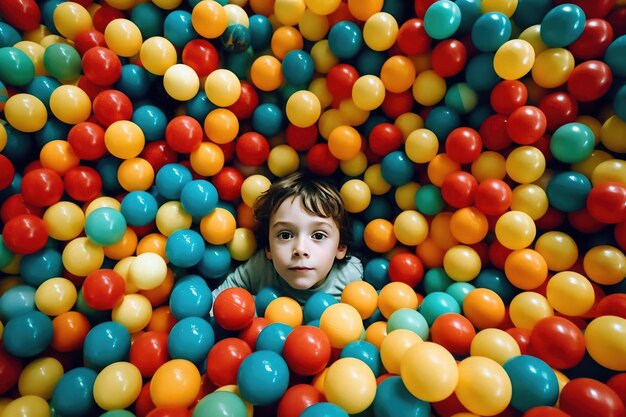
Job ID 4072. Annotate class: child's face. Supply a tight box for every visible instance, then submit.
[265,196,347,290]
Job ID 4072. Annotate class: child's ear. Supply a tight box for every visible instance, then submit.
[336,244,347,260]
[265,247,272,260]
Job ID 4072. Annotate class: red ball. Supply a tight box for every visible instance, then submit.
[529,316,586,369]
[506,105,547,145]
[286,124,318,152]
[74,29,107,56]
[82,269,126,310]
[414,0,437,17]
[181,39,219,78]
[430,313,476,357]
[490,80,528,115]
[568,207,606,233]
[445,127,483,164]
[211,167,244,202]
[479,113,512,151]
[488,240,514,270]
[326,64,359,102]
[368,123,403,156]
[0,0,41,31]
[381,90,414,120]
[141,141,179,173]
[0,194,43,225]
[0,154,15,191]
[92,89,133,127]
[63,166,103,202]
[145,406,191,417]
[283,325,332,376]
[553,0,616,18]
[82,46,122,86]
[505,327,531,355]
[387,252,424,288]
[277,384,325,417]
[607,373,626,407]
[130,331,170,378]
[1,214,48,255]
[538,92,578,132]
[67,122,107,161]
[522,406,572,417]
[474,179,512,217]
[20,168,64,207]
[77,75,108,101]
[165,116,203,154]
[238,316,270,350]
[431,39,467,78]
[235,131,270,166]
[306,144,339,176]
[596,293,626,319]
[205,337,252,387]
[607,6,626,37]
[228,82,259,120]
[560,378,626,417]
[567,60,613,102]
[0,344,22,395]
[568,18,614,60]
[213,288,256,331]
[586,182,626,224]
[397,18,431,55]
[441,171,478,208]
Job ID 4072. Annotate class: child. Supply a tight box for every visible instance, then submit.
[211,171,363,305]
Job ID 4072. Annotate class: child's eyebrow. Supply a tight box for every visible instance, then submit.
[270,220,335,229]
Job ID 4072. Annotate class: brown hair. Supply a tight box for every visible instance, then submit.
[253,172,351,250]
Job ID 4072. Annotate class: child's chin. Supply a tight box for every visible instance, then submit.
[285,278,319,290]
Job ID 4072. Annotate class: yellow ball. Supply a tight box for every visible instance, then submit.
[494,39,535,80]
[318,108,348,139]
[35,277,77,316]
[495,210,536,250]
[534,231,578,271]
[241,174,271,207]
[140,36,177,76]
[455,356,512,416]
[395,182,419,210]
[298,9,330,41]
[274,0,306,26]
[412,70,446,107]
[405,128,439,164]
[601,115,626,153]
[49,85,92,125]
[319,303,364,349]
[363,12,398,52]
[286,90,321,128]
[223,4,249,26]
[305,0,341,15]
[583,245,626,286]
[43,202,85,241]
[227,227,257,261]
[324,358,377,415]
[380,329,422,374]
[308,77,333,109]
[505,145,546,184]
[53,2,93,41]
[155,201,193,236]
[340,179,372,213]
[519,25,548,56]
[591,158,626,186]
[546,271,595,316]
[401,341,458,402]
[339,151,368,177]
[310,40,339,74]
[471,151,507,182]
[443,245,482,282]
[395,112,424,140]
[510,184,548,220]
[264,296,303,327]
[393,210,429,246]
[352,75,386,111]
[1,396,50,417]
[18,357,64,400]
[62,237,105,277]
[531,48,575,89]
[470,328,520,366]
[204,69,241,107]
[128,252,167,291]
[84,196,121,216]
[584,315,626,371]
[111,293,153,333]
[509,291,554,331]
[163,64,199,101]
[104,19,143,57]
[363,164,392,195]
[93,362,142,410]
[4,93,47,133]
[267,144,299,177]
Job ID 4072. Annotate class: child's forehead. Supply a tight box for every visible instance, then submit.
[270,195,333,222]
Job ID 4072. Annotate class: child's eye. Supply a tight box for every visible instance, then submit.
[311,232,327,240]
[277,231,293,240]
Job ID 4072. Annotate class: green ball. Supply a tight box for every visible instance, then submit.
[0,47,35,86]
[43,43,82,82]
[550,122,595,164]
[193,391,248,417]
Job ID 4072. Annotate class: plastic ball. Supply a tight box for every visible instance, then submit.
[34,277,76,316]
[583,244,626,286]
[470,328,520,366]
[111,293,153,334]
[363,12,398,51]
[443,245,482,282]
[4,93,47,133]
[503,355,559,412]
[462,288,506,330]
[150,359,202,408]
[529,316,586,370]
[277,384,325,417]
[2,310,53,358]
[324,357,377,414]
[283,325,331,376]
[303,292,338,323]
[200,208,236,246]
[2,214,48,255]
[62,237,105,277]
[255,322,292,355]
[363,218,397,253]
[352,74,385,111]
[155,201,193,237]
[430,313,476,357]
[93,361,142,411]
[237,350,290,406]
[455,356,512,416]
[319,302,363,349]
[340,281,378,320]
[540,3,586,47]
[213,288,256,331]
[17,356,63,399]
[424,0,461,39]
[194,391,248,417]
[167,316,215,364]
[509,291,554,331]
[327,20,362,60]
[286,90,321,128]
[546,171,592,213]
[560,378,626,417]
[401,341,458,402]
[471,11,512,52]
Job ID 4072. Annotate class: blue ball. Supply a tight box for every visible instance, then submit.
[300,402,349,417]
[164,10,197,48]
[180,179,219,217]
[362,196,393,223]
[475,268,516,303]
[0,22,22,48]
[465,53,501,92]
[425,106,461,142]
[455,0,482,34]
[237,350,290,406]
[96,156,122,194]
[605,35,626,78]
[546,171,592,212]
[121,190,158,226]
[282,49,315,85]
[252,103,283,137]
[168,316,215,365]
[540,3,586,48]
[387,308,430,340]
[165,228,206,268]
[471,12,512,52]
[83,321,131,370]
[84,207,127,246]
[423,267,454,294]
[20,247,63,287]
[25,76,61,110]
[248,14,273,51]
[256,322,293,355]
[255,287,282,317]
[424,0,462,40]
[373,376,431,417]
[614,84,626,121]
[51,367,98,417]
[220,24,251,53]
[0,285,36,322]
[328,21,363,59]
[3,310,53,357]
[197,244,232,279]
[303,292,338,323]
[504,355,560,412]
[34,118,71,148]
[155,163,193,200]
[418,291,461,326]
[445,282,476,308]
[130,2,165,39]
[339,340,384,377]
[185,91,218,124]
[381,151,415,186]
[512,0,552,29]
[169,274,213,319]
[131,104,166,140]
[363,258,389,290]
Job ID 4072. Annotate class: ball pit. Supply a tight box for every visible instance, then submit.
[1,0,626,416]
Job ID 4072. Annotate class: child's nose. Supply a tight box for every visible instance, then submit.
[293,237,310,257]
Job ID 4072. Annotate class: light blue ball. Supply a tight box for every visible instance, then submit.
[20,247,63,287]
[373,376,431,417]
[248,14,273,51]
[424,0,462,40]
[165,228,206,268]
[550,122,595,164]
[256,322,293,355]
[121,190,158,226]
[425,106,461,142]
[237,350,290,406]
[475,268,516,303]
[605,35,626,78]
[51,367,98,417]
[540,3,586,47]
[381,151,415,186]
[164,10,197,48]
[197,244,231,279]
[118,65,155,101]
[131,104,166,140]
[387,308,429,340]
[303,292,338,323]
[252,103,283,137]
[363,258,389,290]
[445,282,476,308]
[169,274,213,319]
[83,321,131,370]
[419,291,461,326]
[300,402,349,417]
[180,179,219,217]
[84,207,127,246]
[423,267,454,293]
[339,340,384,377]
[504,355,560,412]
[155,163,193,200]
[471,12,512,52]
[3,310,53,357]
[0,285,36,322]
[168,316,215,365]
[255,287,282,317]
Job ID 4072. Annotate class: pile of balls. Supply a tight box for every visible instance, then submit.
[1,0,626,416]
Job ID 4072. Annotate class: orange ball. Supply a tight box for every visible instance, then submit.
[462,288,506,330]
[504,248,548,290]
[364,321,388,349]
[427,153,460,187]
[363,218,397,253]
[429,212,459,251]
[449,207,489,245]
[250,55,284,92]
[51,311,90,352]
[147,305,178,333]
[203,108,239,144]
[271,26,304,60]
[341,281,378,319]
[415,237,445,268]
[328,125,362,161]
[117,158,155,192]
[136,233,168,262]
[40,139,80,175]
[190,142,224,176]
[139,268,174,307]
[378,282,418,319]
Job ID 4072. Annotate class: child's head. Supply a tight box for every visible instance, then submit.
[253,172,351,290]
